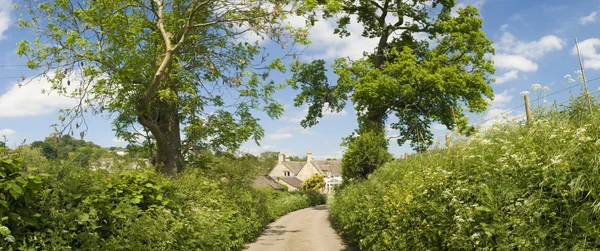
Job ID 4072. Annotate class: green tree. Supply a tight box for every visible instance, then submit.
[302,173,325,191]
[341,130,392,181]
[16,0,317,175]
[0,141,5,148]
[289,0,495,152]
[30,135,109,166]
[30,141,58,160]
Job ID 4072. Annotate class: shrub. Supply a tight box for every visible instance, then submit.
[302,173,325,191]
[0,151,323,250]
[341,130,392,182]
[329,98,600,250]
[0,151,44,246]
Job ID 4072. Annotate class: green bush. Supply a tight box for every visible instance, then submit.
[330,97,600,250]
[341,130,392,182]
[302,173,325,191]
[0,151,324,250]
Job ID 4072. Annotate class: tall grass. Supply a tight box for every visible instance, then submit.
[329,96,600,250]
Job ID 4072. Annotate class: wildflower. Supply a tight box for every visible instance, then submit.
[4,235,14,243]
[542,86,551,92]
[531,83,542,90]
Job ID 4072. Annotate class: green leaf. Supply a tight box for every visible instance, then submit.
[0,225,10,236]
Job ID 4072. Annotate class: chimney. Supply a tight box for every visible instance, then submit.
[285,154,290,162]
[306,149,312,162]
[278,151,284,164]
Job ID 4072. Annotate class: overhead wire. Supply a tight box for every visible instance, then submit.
[475,77,600,126]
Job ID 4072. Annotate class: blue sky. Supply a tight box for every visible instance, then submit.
[1,0,600,159]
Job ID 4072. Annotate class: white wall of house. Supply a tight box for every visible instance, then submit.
[268,151,294,177]
[296,161,321,181]
[324,176,342,194]
[269,162,293,177]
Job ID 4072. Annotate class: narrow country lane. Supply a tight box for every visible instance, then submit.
[245,205,354,251]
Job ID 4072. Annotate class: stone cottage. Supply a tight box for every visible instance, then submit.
[268,150,342,194]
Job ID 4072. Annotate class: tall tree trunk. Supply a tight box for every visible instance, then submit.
[137,88,185,176]
[154,99,184,175]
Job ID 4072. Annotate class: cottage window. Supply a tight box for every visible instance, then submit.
[284,171,290,176]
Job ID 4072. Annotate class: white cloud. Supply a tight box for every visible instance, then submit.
[496,31,565,59]
[509,14,522,21]
[0,128,15,137]
[580,11,597,25]
[0,0,12,40]
[571,38,600,70]
[267,126,313,140]
[431,123,447,130]
[492,54,538,72]
[239,143,280,155]
[491,30,564,78]
[312,150,344,160]
[479,108,524,129]
[494,70,518,84]
[452,0,486,17]
[282,103,348,123]
[0,76,78,117]
[490,90,513,108]
[112,137,126,144]
[323,105,349,117]
[291,15,379,60]
[269,133,293,140]
[290,8,431,60]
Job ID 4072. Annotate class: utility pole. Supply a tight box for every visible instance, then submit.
[575,38,594,115]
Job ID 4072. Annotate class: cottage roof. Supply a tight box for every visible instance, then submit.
[277,176,303,189]
[252,175,284,190]
[282,161,305,175]
[311,160,342,176]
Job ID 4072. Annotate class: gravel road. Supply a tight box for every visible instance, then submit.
[245,205,354,251]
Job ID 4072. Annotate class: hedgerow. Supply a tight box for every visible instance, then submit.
[329,96,600,250]
[0,150,324,250]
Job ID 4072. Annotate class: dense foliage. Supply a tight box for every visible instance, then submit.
[0,149,324,250]
[329,97,600,250]
[30,134,114,166]
[341,130,393,182]
[16,0,319,175]
[302,173,325,191]
[290,1,495,152]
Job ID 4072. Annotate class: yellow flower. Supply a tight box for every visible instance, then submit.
[565,162,569,166]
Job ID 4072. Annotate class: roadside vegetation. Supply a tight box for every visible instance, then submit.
[329,97,600,250]
[0,147,324,250]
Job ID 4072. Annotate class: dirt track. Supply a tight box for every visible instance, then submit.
[245,205,354,251]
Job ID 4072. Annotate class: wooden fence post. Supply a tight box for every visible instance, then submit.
[445,133,451,152]
[524,94,532,123]
[404,153,408,160]
[575,38,594,115]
